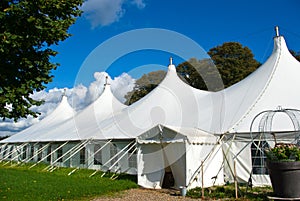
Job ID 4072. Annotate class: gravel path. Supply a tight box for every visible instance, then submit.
[93,188,199,201]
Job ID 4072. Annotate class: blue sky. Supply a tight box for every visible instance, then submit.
[48,0,300,89]
[2,0,300,136]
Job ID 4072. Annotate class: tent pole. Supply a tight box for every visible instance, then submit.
[24,142,50,163]
[1,143,23,163]
[0,144,11,162]
[46,139,90,171]
[0,143,9,160]
[86,139,112,169]
[36,141,69,170]
[108,141,137,171]
[68,140,113,176]
[57,139,91,169]
[187,134,225,188]
[89,140,134,177]
[3,143,29,165]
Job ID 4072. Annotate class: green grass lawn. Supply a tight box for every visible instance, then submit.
[0,162,138,201]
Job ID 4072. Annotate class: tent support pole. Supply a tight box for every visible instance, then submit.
[187,134,225,188]
[68,139,113,176]
[89,141,135,177]
[31,141,69,170]
[1,143,22,163]
[3,143,29,165]
[108,142,137,171]
[57,139,91,170]
[86,139,112,169]
[45,139,90,171]
[24,142,50,163]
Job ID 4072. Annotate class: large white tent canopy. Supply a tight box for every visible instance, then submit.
[1,29,300,189]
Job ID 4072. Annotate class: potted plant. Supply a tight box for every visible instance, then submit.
[265,142,300,198]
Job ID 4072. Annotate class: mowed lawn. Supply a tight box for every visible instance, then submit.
[0,162,138,201]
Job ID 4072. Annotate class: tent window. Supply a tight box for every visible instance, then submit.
[2,145,8,157]
[80,147,86,165]
[46,146,51,162]
[7,146,13,159]
[251,140,269,175]
[22,146,27,160]
[110,143,118,166]
[128,146,136,168]
[37,145,43,161]
[30,145,34,160]
[94,144,102,165]
[57,147,63,162]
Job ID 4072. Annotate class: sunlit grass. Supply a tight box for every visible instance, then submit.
[0,162,137,201]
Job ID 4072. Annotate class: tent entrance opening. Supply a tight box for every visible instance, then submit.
[162,166,175,188]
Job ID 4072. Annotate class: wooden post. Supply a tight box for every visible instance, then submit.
[201,161,205,199]
[234,160,238,199]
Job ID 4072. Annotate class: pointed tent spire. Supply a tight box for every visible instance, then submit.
[104,76,110,86]
[168,57,176,72]
[275,26,280,37]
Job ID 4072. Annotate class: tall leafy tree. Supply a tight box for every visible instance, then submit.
[125,42,261,105]
[177,58,224,91]
[0,0,83,121]
[208,42,260,88]
[290,50,300,62]
[125,70,166,105]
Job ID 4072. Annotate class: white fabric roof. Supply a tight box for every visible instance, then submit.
[1,95,75,143]
[137,124,218,144]
[218,36,300,133]
[2,84,126,142]
[2,34,299,143]
[95,64,213,140]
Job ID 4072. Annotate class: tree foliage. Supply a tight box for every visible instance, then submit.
[207,42,260,88]
[125,42,261,105]
[290,50,300,62]
[0,0,83,121]
[125,70,166,105]
[177,58,224,91]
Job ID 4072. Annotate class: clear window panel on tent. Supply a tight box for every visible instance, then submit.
[37,145,43,161]
[80,147,86,165]
[110,143,118,167]
[7,146,13,159]
[22,146,27,160]
[30,145,34,160]
[94,144,102,165]
[251,141,269,175]
[128,146,137,168]
[46,146,51,162]
[57,147,63,162]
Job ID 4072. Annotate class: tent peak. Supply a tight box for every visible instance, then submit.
[275,26,280,37]
[168,57,176,72]
[104,76,110,86]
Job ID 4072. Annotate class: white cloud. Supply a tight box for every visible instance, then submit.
[0,72,135,137]
[131,0,146,9]
[82,0,146,28]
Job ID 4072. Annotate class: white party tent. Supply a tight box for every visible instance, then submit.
[210,31,300,186]
[0,94,75,162]
[1,27,300,190]
[137,124,223,189]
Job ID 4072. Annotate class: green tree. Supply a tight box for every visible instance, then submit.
[125,70,166,105]
[177,58,224,91]
[290,50,300,62]
[0,0,83,121]
[208,42,260,88]
[125,42,261,105]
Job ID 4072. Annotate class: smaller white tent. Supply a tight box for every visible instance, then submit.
[1,95,75,143]
[137,124,224,189]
